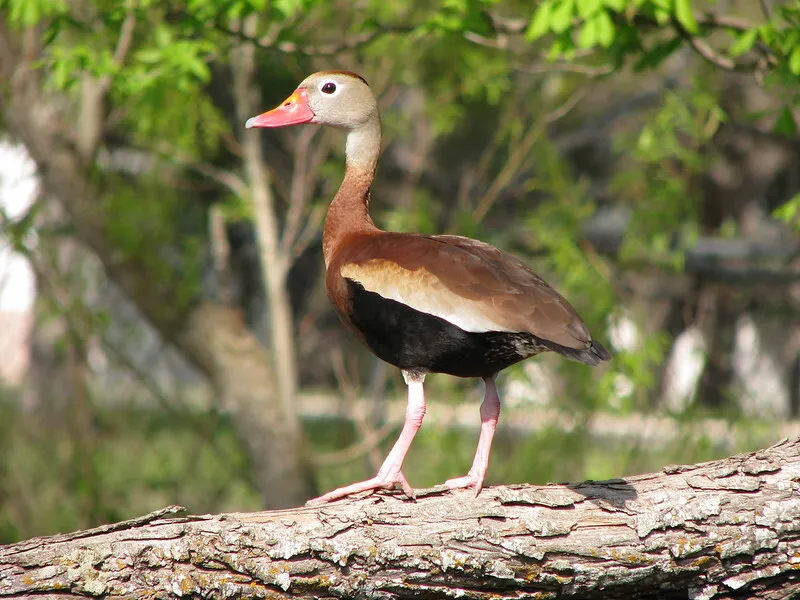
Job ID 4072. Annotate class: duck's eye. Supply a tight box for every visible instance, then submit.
[321,82,337,94]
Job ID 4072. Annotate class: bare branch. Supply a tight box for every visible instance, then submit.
[489,11,757,36]
[76,11,137,159]
[696,13,755,32]
[0,15,39,90]
[472,119,545,222]
[681,29,738,71]
[319,347,389,471]
[0,20,15,82]
[111,11,137,67]
[759,0,773,22]
[484,10,777,76]
[217,21,415,55]
[312,420,397,467]
[163,147,250,198]
[463,30,509,49]
[289,202,327,261]
[209,204,234,306]
[280,126,319,261]
[518,61,615,77]
[543,84,593,124]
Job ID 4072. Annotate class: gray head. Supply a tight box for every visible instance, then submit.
[245,71,379,131]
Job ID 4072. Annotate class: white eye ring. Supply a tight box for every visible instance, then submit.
[319,80,339,95]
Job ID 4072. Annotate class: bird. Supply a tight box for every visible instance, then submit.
[246,71,610,504]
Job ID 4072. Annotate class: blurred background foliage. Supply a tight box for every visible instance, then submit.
[0,0,798,542]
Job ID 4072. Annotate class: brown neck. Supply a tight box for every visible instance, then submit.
[323,120,382,267]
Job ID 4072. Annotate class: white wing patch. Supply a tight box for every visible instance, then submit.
[342,261,513,334]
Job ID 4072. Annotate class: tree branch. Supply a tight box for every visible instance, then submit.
[111,12,136,66]
[231,14,303,446]
[162,147,250,198]
[217,21,415,55]
[2,439,800,598]
[674,21,739,72]
[76,11,136,159]
[280,126,320,261]
[484,10,778,76]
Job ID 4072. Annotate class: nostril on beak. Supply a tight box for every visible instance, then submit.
[283,102,292,107]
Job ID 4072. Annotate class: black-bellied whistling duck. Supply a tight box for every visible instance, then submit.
[246,71,610,504]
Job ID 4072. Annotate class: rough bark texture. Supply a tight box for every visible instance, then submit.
[2,439,799,599]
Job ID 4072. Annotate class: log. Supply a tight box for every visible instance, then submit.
[2,439,800,599]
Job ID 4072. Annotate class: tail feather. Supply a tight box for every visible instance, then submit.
[538,337,611,367]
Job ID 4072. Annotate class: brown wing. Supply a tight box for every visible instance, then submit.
[335,232,594,351]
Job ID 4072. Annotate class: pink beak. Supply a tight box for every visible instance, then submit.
[245,88,315,128]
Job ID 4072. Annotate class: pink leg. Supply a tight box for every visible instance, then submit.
[307,371,426,505]
[445,375,500,496]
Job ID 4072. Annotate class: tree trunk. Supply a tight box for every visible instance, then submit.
[2,439,799,599]
[0,17,316,509]
[231,14,302,440]
[176,305,315,501]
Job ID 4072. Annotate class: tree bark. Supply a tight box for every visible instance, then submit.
[2,439,799,599]
[0,17,317,509]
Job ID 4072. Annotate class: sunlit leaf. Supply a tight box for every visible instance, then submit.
[729,28,757,58]
[550,0,576,34]
[604,0,626,10]
[595,9,614,47]
[790,46,800,75]
[577,0,601,19]
[653,6,670,25]
[578,17,598,48]
[772,194,800,231]
[675,0,697,33]
[526,1,553,40]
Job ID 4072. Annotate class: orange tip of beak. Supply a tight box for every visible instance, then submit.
[245,89,315,128]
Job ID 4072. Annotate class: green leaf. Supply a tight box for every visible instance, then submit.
[595,9,615,47]
[757,23,776,45]
[155,25,172,47]
[6,0,67,26]
[729,28,757,57]
[548,31,577,59]
[604,0,626,10]
[50,59,71,89]
[790,47,800,75]
[136,48,162,64]
[550,0,576,34]
[774,105,797,137]
[577,0,601,19]
[673,0,696,30]
[634,36,682,70]
[8,0,38,25]
[578,17,597,48]
[653,6,670,25]
[273,0,306,18]
[650,0,672,10]
[772,193,800,231]
[526,1,553,40]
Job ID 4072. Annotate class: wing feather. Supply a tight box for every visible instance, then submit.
[337,233,594,350]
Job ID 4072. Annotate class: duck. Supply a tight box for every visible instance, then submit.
[246,71,610,504]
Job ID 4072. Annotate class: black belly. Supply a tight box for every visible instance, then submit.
[346,281,547,378]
